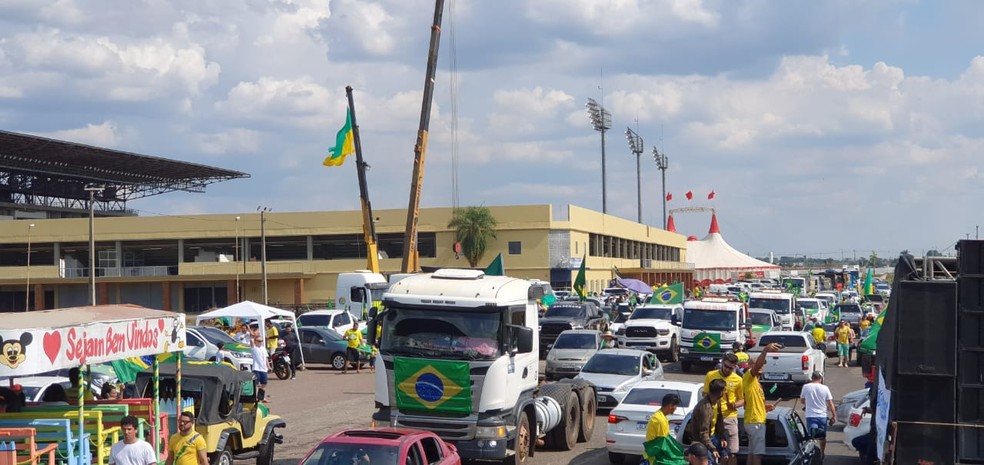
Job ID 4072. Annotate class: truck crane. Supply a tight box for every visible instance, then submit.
[345,85,380,274]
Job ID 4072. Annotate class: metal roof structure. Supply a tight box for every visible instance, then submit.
[0,129,249,215]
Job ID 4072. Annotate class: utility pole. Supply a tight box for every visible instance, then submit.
[625,127,644,223]
[586,98,612,214]
[25,223,34,311]
[653,147,669,229]
[235,216,241,303]
[84,185,103,305]
[258,207,271,304]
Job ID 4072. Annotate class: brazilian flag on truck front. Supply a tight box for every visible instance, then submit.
[394,357,472,414]
[692,333,721,353]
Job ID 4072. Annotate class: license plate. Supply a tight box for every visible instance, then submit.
[700,356,714,361]
[762,373,787,381]
[636,422,648,431]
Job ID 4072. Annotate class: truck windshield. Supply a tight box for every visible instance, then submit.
[553,333,597,349]
[378,306,501,360]
[748,313,773,326]
[798,300,819,310]
[630,307,672,320]
[682,309,737,331]
[748,298,791,314]
[544,306,583,318]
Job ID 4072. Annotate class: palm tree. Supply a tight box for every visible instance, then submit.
[447,206,498,267]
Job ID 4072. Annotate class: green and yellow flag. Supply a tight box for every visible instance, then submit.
[394,357,472,414]
[573,255,587,302]
[323,108,355,167]
[863,267,874,296]
[860,307,886,353]
[649,283,684,305]
[693,332,721,353]
[643,436,688,465]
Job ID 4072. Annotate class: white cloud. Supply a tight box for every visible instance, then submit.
[41,122,122,147]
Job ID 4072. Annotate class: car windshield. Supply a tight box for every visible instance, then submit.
[749,313,773,326]
[630,307,672,320]
[837,305,862,314]
[379,306,502,360]
[612,312,631,324]
[299,315,332,327]
[545,306,583,318]
[301,443,398,465]
[748,298,791,314]
[682,309,737,331]
[553,333,597,349]
[195,327,237,345]
[758,334,808,348]
[582,353,640,376]
[622,387,694,407]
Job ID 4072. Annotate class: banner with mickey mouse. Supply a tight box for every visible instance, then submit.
[0,306,186,377]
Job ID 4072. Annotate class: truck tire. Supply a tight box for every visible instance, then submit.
[669,337,679,363]
[680,360,692,373]
[547,391,581,451]
[608,452,626,464]
[577,389,596,442]
[505,411,530,465]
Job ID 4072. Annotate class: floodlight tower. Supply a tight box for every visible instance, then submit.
[586,98,612,214]
[625,127,645,223]
[653,147,669,229]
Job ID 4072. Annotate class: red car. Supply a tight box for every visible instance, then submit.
[299,428,461,465]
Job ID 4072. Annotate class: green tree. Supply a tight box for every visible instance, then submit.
[447,206,498,267]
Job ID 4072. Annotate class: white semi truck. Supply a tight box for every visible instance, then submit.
[369,269,596,465]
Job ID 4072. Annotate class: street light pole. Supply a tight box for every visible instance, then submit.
[25,223,34,311]
[258,207,271,305]
[235,216,241,303]
[653,147,669,230]
[625,127,645,223]
[84,185,103,305]
[586,98,612,214]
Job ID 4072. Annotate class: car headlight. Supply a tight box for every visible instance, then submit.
[657,329,670,336]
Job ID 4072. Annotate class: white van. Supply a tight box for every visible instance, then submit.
[748,291,795,331]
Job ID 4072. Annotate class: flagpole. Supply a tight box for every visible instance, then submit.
[345,86,380,273]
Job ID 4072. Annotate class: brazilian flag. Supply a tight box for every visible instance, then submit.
[649,283,684,305]
[643,436,688,465]
[394,357,472,414]
[693,332,721,353]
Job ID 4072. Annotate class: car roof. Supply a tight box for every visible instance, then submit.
[557,329,600,335]
[300,310,346,316]
[758,331,806,337]
[321,428,435,446]
[0,376,68,387]
[630,380,701,391]
[591,348,650,357]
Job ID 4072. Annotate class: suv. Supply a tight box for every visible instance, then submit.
[297,310,365,336]
[539,301,605,356]
[618,304,683,362]
[136,363,285,465]
[185,326,254,371]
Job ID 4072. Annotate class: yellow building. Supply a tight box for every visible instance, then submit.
[0,204,692,313]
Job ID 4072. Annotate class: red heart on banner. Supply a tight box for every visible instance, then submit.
[43,331,61,363]
[158,319,165,331]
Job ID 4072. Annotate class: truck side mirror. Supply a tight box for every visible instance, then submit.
[367,318,377,345]
[350,286,365,303]
[508,325,534,354]
[368,307,378,319]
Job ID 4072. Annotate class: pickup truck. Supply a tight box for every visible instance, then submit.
[539,301,605,356]
[617,304,683,362]
[747,332,825,387]
[833,303,863,330]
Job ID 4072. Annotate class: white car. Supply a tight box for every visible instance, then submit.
[837,388,869,424]
[843,398,871,453]
[606,381,702,464]
[297,309,365,336]
[575,349,664,409]
[0,376,71,402]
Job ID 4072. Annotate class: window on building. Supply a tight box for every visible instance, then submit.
[508,241,522,255]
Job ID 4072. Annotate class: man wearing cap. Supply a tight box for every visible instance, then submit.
[794,371,836,454]
[600,330,618,349]
[684,442,710,465]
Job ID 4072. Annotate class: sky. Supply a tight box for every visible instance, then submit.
[2,0,983,259]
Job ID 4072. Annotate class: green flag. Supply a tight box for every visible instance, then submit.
[649,283,684,304]
[643,436,688,465]
[860,307,886,353]
[863,267,874,296]
[573,255,587,302]
[484,253,504,276]
[692,332,721,353]
[394,357,472,414]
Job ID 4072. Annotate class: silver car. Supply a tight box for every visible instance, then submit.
[575,349,664,409]
[544,330,601,381]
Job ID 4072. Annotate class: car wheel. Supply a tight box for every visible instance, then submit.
[210,446,233,465]
[669,337,679,363]
[608,452,626,464]
[331,353,347,370]
[505,411,530,465]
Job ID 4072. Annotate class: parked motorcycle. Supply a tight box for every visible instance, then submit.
[271,347,293,380]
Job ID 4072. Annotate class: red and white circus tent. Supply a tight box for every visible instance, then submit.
[672,213,780,287]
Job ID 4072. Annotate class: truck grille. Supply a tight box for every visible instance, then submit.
[625,327,657,338]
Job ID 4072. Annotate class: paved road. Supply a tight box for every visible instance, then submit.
[264,357,866,465]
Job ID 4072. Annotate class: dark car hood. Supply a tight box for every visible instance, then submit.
[540,317,580,325]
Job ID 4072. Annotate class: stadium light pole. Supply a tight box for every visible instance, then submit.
[625,127,645,223]
[258,207,271,305]
[84,185,104,305]
[235,216,241,303]
[652,147,669,230]
[25,223,34,311]
[586,98,612,214]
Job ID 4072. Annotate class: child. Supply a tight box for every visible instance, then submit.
[369,346,378,374]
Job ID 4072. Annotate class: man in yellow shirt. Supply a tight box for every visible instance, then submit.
[834,320,855,367]
[643,393,682,463]
[811,324,826,352]
[264,320,279,356]
[166,412,206,465]
[704,353,743,465]
[343,321,363,374]
[742,342,781,465]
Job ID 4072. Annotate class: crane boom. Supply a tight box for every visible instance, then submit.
[400,0,445,273]
[346,86,380,273]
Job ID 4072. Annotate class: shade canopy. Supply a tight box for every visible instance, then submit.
[195,301,304,365]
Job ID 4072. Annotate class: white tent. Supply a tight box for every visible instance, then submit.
[683,214,780,286]
[195,300,305,365]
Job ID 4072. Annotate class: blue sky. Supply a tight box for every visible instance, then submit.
[1,0,982,258]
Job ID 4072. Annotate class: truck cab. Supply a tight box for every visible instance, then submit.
[678,299,747,373]
[748,291,796,331]
[337,271,389,320]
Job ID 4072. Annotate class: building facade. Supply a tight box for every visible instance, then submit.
[0,204,692,313]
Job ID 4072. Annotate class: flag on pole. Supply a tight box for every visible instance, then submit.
[573,255,587,302]
[484,253,504,276]
[685,191,693,200]
[707,190,715,200]
[323,108,355,167]
[666,192,672,201]
[863,267,874,296]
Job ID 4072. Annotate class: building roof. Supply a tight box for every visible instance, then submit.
[0,129,248,200]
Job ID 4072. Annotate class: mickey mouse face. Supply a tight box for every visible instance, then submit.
[0,332,33,370]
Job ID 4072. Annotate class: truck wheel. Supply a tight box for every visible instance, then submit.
[578,390,596,442]
[210,446,233,465]
[548,391,581,451]
[680,360,692,373]
[331,353,346,370]
[505,412,530,465]
[608,452,626,464]
[257,437,275,465]
[669,337,679,363]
